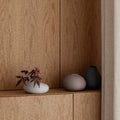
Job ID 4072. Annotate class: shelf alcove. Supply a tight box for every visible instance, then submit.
[0,0,101,120]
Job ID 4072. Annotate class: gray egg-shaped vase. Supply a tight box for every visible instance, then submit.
[63,74,86,91]
[84,66,101,89]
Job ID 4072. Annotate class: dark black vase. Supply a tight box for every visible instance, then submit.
[84,66,101,89]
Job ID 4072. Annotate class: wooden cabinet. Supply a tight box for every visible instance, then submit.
[0,90,100,120]
[74,91,101,120]
[0,92,73,120]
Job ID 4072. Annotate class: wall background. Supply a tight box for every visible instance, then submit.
[114,0,120,120]
[101,0,120,119]
[0,0,101,90]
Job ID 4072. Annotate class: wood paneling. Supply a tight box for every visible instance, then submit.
[0,94,73,120]
[61,0,101,79]
[0,0,101,89]
[74,91,101,120]
[0,89,101,120]
[0,0,59,89]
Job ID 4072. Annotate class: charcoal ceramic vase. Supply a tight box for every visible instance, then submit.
[84,66,101,89]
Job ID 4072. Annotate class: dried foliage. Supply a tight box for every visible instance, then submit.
[16,68,42,87]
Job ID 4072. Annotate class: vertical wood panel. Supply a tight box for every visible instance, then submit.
[0,0,101,89]
[0,0,59,89]
[61,0,101,79]
[0,94,73,120]
[74,91,101,120]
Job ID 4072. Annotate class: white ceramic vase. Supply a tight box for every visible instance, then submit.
[23,81,49,94]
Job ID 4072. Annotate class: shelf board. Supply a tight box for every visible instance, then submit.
[0,88,100,97]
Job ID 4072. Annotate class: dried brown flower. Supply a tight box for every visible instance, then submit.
[16,67,42,87]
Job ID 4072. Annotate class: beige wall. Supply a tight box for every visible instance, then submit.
[114,0,120,120]
[102,0,120,120]
[102,0,114,120]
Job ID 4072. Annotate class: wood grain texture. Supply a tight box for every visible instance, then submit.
[0,0,101,90]
[0,94,73,120]
[0,0,59,89]
[0,89,100,120]
[61,0,101,79]
[0,89,72,97]
[0,89,99,97]
[74,91,101,120]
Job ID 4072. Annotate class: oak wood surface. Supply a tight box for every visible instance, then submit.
[74,91,101,120]
[61,0,101,79]
[0,94,73,120]
[0,89,100,120]
[0,88,100,97]
[0,0,101,90]
[0,0,59,89]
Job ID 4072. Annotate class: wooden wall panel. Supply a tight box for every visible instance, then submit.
[61,0,101,79]
[0,0,101,89]
[0,0,59,89]
[0,94,73,120]
[74,91,101,120]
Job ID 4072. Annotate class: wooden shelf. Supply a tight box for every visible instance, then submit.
[0,88,100,97]
[0,89,101,120]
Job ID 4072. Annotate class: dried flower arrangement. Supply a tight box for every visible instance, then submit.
[16,67,42,87]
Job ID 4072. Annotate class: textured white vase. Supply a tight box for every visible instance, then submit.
[23,81,49,94]
[63,74,86,91]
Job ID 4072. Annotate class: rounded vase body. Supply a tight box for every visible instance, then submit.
[23,81,49,94]
[84,66,101,89]
[63,74,86,91]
